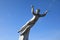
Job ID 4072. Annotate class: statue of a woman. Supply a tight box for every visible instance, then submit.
[18,5,48,40]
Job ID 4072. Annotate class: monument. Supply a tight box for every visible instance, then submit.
[18,5,48,40]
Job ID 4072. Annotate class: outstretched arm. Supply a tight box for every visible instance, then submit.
[39,10,48,17]
[31,5,36,15]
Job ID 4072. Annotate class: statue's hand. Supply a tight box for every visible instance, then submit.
[39,10,48,17]
[31,5,34,8]
[45,10,48,14]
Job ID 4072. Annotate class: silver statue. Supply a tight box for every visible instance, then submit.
[18,5,48,40]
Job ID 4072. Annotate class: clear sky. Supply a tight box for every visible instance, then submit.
[0,0,60,40]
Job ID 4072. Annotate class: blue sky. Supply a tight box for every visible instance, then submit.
[0,0,60,40]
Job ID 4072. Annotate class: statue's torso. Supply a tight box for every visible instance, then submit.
[28,15,39,25]
[20,15,40,35]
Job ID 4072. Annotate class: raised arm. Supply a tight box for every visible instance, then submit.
[39,10,48,17]
[31,5,36,15]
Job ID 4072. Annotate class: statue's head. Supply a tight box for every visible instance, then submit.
[36,9,40,14]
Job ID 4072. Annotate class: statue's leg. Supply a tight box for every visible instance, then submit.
[19,35,24,40]
[19,29,30,40]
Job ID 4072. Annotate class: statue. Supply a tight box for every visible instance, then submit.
[18,5,48,40]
